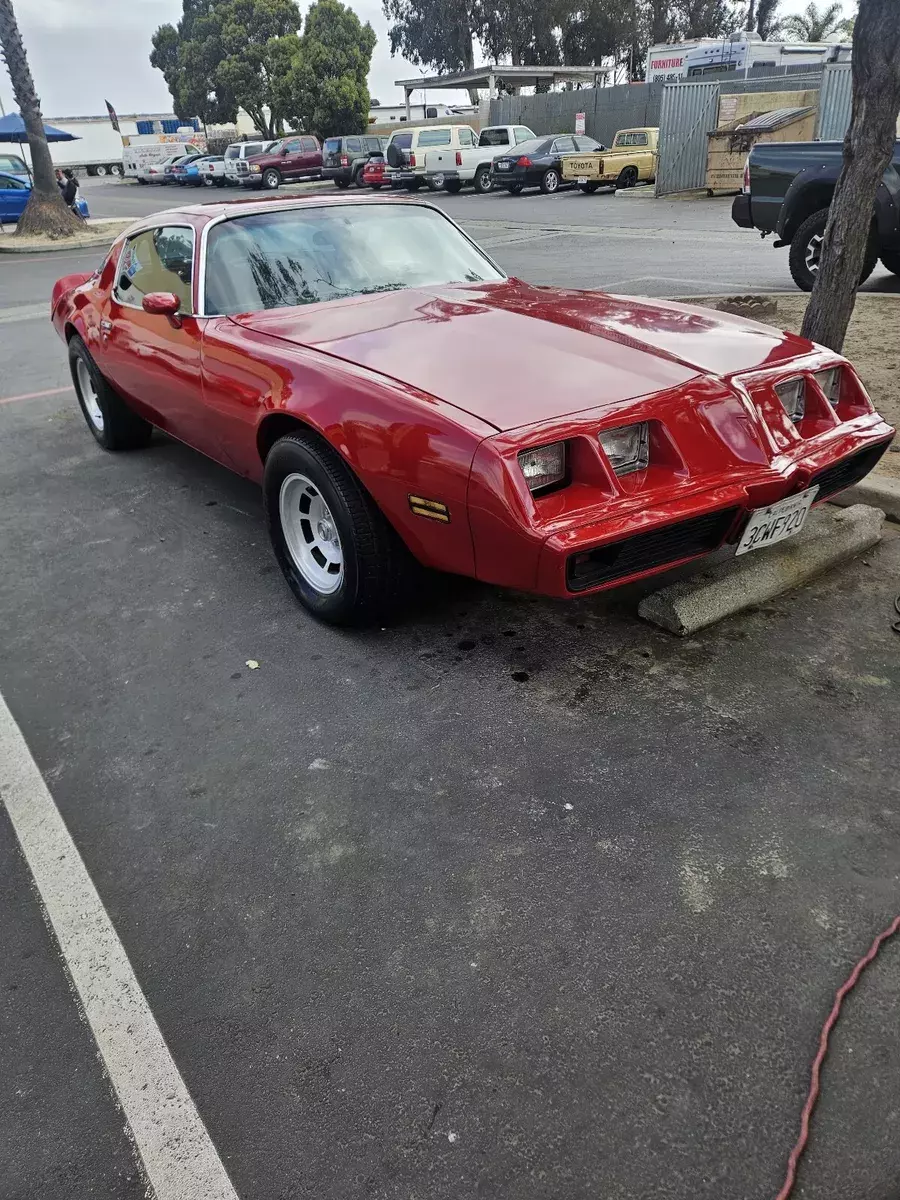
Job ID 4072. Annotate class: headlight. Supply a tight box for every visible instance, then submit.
[598,422,649,476]
[775,377,805,424]
[517,442,566,494]
[814,366,842,406]
[250,163,261,172]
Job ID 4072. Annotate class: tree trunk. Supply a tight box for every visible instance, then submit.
[800,0,900,352]
[745,0,756,30]
[0,0,83,238]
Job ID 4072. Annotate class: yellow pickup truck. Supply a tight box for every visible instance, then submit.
[561,127,659,193]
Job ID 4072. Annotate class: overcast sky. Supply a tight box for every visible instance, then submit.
[1,0,831,121]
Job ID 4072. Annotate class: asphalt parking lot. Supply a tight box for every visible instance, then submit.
[2,177,900,1200]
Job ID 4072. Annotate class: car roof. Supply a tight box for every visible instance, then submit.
[120,192,432,235]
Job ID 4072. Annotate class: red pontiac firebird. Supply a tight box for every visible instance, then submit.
[52,195,894,625]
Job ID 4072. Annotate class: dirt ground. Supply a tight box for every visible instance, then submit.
[692,293,900,480]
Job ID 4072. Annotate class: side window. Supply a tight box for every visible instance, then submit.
[553,137,575,154]
[283,140,302,153]
[416,129,452,147]
[366,137,382,152]
[114,226,194,314]
[0,174,27,189]
[514,128,531,143]
[300,137,318,152]
[632,132,648,146]
[345,137,362,154]
[457,127,475,147]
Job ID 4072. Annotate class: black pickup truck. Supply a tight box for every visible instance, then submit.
[732,139,900,290]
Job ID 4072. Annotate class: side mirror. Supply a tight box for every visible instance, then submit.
[282,146,290,156]
[142,292,182,327]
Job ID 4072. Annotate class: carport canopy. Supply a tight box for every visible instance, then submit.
[394,64,612,119]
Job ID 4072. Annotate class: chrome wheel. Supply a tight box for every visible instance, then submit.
[279,473,343,595]
[805,233,823,274]
[75,357,104,432]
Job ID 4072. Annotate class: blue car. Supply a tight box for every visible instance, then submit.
[0,172,89,223]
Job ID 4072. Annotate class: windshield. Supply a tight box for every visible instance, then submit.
[204,203,504,315]
[0,154,27,173]
[323,138,342,153]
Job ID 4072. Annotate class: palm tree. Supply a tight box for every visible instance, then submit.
[782,1,848,40]
[0,0,83,237]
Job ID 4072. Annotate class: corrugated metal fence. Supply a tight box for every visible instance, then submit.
[489,82,663,146]
[817,63,852,140]
[654,81,719,196]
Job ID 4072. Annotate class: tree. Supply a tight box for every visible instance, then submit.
[383,0,479,100]
[0,0,83,238]
[151,0,302,139]
[479,0,562,69]
[755,0,782,38]
[781,1,847,40]
[284,0,376,136]
[677,0,735,38]
[801,0,900,351]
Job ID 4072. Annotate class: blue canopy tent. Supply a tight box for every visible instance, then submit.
[0,112,79,180]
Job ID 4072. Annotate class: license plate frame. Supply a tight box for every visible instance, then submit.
[735,486,819,557]
[496,162,511,171]
[577,176,588,185]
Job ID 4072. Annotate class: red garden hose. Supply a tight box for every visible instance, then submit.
[775,914,900,1200]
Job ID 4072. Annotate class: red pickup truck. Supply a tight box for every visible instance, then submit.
[235,135,323,190]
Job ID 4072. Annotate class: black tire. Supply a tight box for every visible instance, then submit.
[444,179,462,194]
[540,168,560,195]
[616,166,638,189]
[262,167,282,190]
[507,184,523,195]
[473,166,492,194]
[68,335,152,452]
[406,178,423,192]
[880,250,900,276]
[788,208,878,292]
[263,432,417,626]
[334,177,350,189]
[370,183,384,190]
[354,167,367,189]
[579,182,600,194]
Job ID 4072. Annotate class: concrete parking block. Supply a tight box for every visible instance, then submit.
[829,474,900,523]
[638,503,885,636]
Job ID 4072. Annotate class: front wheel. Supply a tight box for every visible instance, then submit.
[540,169,560,195]
[68,336,152,452]
[334,177,350,189]
[616,166,638,189]
[406,178,423,192]
[473,166,492,194]
[262,168,282,190]
[263,432,417,626]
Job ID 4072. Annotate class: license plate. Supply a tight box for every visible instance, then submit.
[496,162,510,171]
[577,177,588,185]
[735,486,818,556]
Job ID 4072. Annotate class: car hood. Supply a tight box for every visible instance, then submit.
[234,280,813,432]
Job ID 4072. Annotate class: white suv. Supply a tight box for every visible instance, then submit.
[385,125,478,191]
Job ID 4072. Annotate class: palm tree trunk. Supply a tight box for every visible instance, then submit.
[800,0,900,351]
[0,0,83,238]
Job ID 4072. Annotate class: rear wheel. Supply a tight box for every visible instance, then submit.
[354,167,367,189]
[334,177,350,189]
[68,336,152,452]
[880,250,900,275]
[789,208,878,292]
[616,166,638,189]
[540,168,560,194]
[473,166,492,194]
[264,432,418,626]
[262,167,282,190]
[444,179,462,194]
[95,164,108,177]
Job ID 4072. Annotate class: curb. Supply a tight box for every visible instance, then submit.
[829,474,900,523]
[0,235,116,255]
[638,503,884,636]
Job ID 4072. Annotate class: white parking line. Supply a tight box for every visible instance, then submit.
[0,690,239,1200]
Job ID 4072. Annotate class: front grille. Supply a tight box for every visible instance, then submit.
[809,440,892,500]
[236,160,249,175]
[566,507,739,592]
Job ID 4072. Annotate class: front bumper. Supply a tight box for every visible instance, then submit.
[468,421,894,600]
[732,192,753,229]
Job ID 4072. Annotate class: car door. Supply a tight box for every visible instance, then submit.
[94,223,211,450]
[278,138,303,180]
[551,136,576,175]
[300,136,320,177]
[0,173,28,223]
